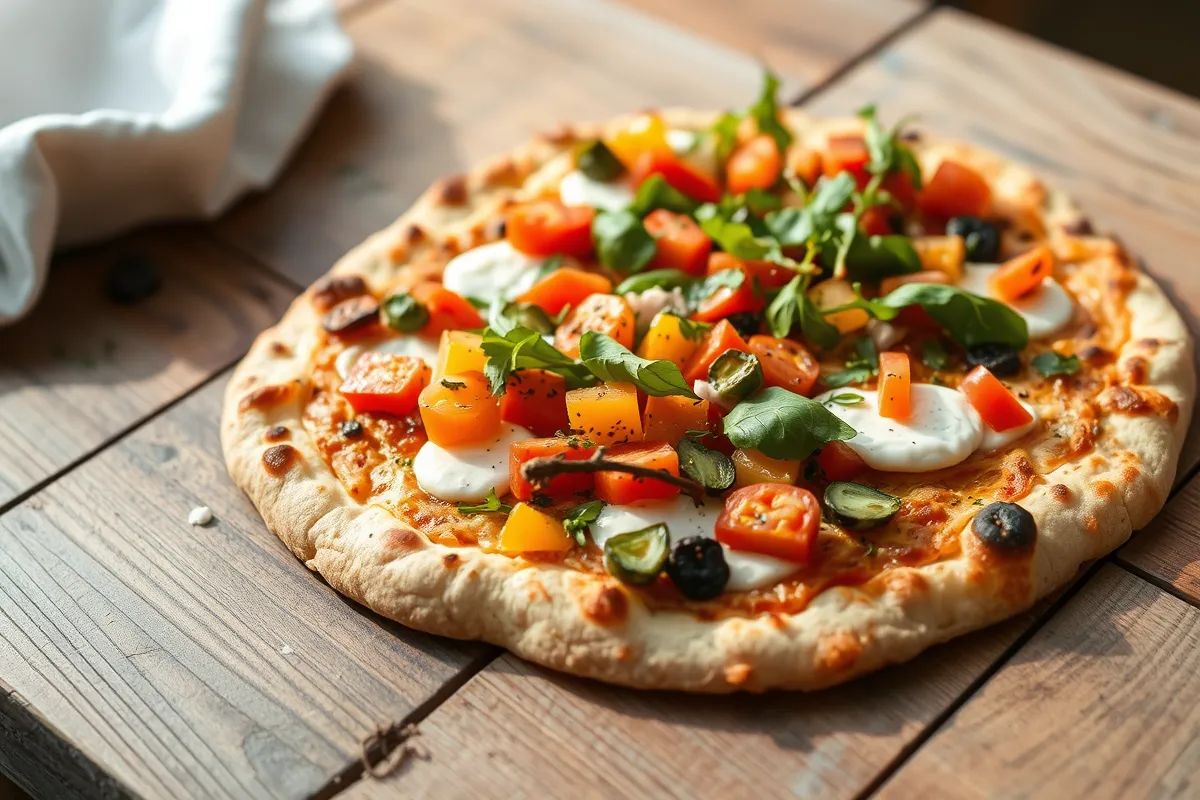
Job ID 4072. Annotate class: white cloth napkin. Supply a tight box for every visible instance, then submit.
[0,0,353,324]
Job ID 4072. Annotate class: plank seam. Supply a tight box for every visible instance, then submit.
[1112,557,1200,611]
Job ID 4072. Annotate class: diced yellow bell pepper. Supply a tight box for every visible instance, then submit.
[732,448,801,487]
[606,113,671,169]
[637,313,700,366]
[566,382,643,445]
[498,503,571,554]
[434,330,485,380]
[808,278,868,334]
[912,235,965,281]
[642,395,709,445]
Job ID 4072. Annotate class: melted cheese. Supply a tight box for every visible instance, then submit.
[441,241,542,304]
[816,385,983,472]
[558,170,635,212]
[978,400,1040,452]
[958,264,1075,339]
[335,336,440,380]
[590,496,798,592]
[412,423,532,503]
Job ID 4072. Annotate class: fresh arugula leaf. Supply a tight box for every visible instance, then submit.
[578,332,698,398]
[858,104,923,190]
[723,387,856,460]
[686,268,745,308]
[920,340,949,370]
[456,489,513,515]
[666,312,712,341]
[821,366,873,388]
[764,275,840,349]
[748,69,793,153]
[614,269,695,296]
[592,210,657,273]
[696,209,774,261]
[628,174,699,216]
[1032,351,1080,377]
[824,213,921,280]
[826,392,865,405]
[765,173,856,247]
[562,500,605,547]
[737,188,783,215]
[480,326,594,395]
[710,112,742,163]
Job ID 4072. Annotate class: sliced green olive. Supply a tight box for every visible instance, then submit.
[575,140,625,182]
[708,349,763,400]
[614,268,694,296]
[381,293,429,332]
[496,302,556,335]
[603,524,669,585]
[824,481,901,531]
[677,437,735,493]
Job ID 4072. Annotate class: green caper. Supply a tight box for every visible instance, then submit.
[380,293,429,332]
[575,140,625,182]
[677,438,735,493]
[708,349,763,400]
[603,524,669,585]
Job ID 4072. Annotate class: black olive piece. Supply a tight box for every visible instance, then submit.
[105,253,163,306]
[966,343,1021,378]
[946,216,1001,262]
[726,312,761,338]
[666,536,730,600]
[322,295,380,335]
[340,420,364,439]
[972,501,1037,549]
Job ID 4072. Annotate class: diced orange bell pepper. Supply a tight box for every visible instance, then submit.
[412,282,485,335]
[509,437,596,501]
[918,161,992,219]
[499,369,569,438]
[515,268,613,315]
[878,351,911,420]
[637,312,701,365]
[418,370,502,447]
[726,134,783,195]
[809,278,869,334]
[553,294,636,359]
[340,352,431,416]
[595,442,681,505]
[988,245,1055,302]
[498,503,572,554]
[683,320,750,384]
[644,209,712,276]
[959,366,1033,432]
[566,382,643,445]
[814,441,868,482]
[433,330,485,380]
[642,395,710,445]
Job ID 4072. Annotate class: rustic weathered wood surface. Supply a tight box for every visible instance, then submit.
[1,1,1199,799]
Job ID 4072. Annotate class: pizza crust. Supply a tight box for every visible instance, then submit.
[222,110,1194,691]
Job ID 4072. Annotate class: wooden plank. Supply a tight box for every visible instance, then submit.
[619,0,926,88]
[1118,475,1200,604]
[877,564,1200,799]
[0,377,485,800]
[799,7,1200,477]
[213,0,853,286]
[0,228,295,509]
[342,616,1035,799]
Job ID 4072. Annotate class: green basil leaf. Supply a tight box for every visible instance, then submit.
[895,145,923,190]
[764,172,856,247]
[920,340,950,370]
[578,332,698,398]
[614,268,695,296]
[723,386,856,460]
[481,326,594,395]
[1032,351,1080,377]
[677,438,736,492]
[798,291,841,350]
[686,268,746,310]
[628,174,699,216]
[748,69,793,154]
[457,489,513,515]
[827,213,921,280]
[764,275,839,349]
[881,283,1029,350]
[696,210,773,261]
[592,210,657,273]
[575,140,625,182]
[821,366,873,388]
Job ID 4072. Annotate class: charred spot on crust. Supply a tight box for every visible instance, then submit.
[1061,217,1094,235]
[264,425,290,442]
[997,452,1037,502]
[1135,338,1161,352]
[384,528,425,551]
[1050,483,1072,503]
[322,295,380,336]
[443,552,460,567]
[433,174,469,206]
[268,341,291,357]
[1078,345,1115,367]
[816,630,862,673]
[239,384,296,413]
[582,585,628,627]
[311,275,368,311]
[263,444,299,475]
[1092,479,1117,499]
[1099,385,1177,420]
[1121,356,1149,385]
[1121,465,1142,485]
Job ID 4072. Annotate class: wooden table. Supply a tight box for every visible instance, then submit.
[3,2,1200,797]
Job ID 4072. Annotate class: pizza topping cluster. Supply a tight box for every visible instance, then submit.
[312,72,1127,605]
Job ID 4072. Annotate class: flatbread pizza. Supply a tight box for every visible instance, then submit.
[223,74,1194,691]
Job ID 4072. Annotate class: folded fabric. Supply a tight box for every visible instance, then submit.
[0,0,354,324]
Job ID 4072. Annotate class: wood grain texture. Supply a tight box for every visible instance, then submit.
[1118,474,1200,604]
[0,228,294,509]
[341,615,1037,799]
[214,0,807,286]
[619,0,926,88]
[800,7,1200,477]
[0,377,484,800]
[878,565,1200,799]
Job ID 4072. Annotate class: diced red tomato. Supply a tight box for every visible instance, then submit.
[747,335,820,396]
[959,366,1034,432]
[515,268,613,315]
[715,484,822,563]
[554,294,636,359]
[644,209,712,276]
[506,200,596,257]
[339,352,431,416]
[509,437,596,501]
[725,134,783,195]
[822,135,871,188]
[883,171,918,213]
[814,441,868,482]
[631,151,722,204]
[594,442,681,505]
[692,261,763,323]
[707,252,793,291]
[683,320,751,384]
[411,282,484,335]
[918,161,991,219]
[499,369,569,437]
[877,351,911,420]
[860,206,894,236]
